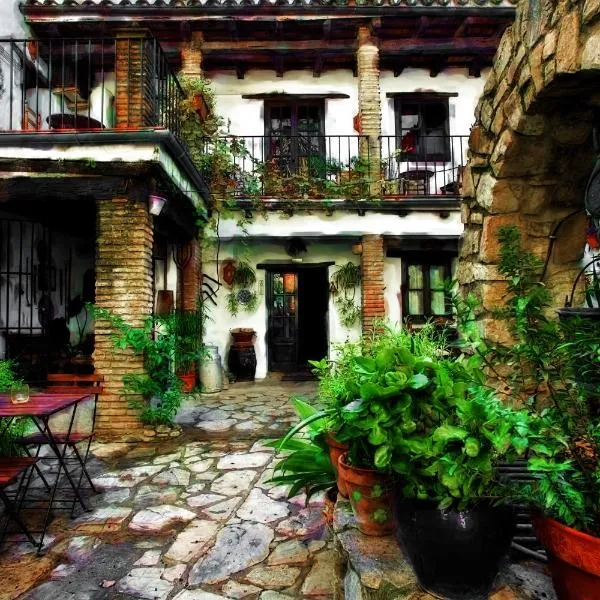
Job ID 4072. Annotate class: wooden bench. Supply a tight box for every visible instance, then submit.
[0,457,38,548]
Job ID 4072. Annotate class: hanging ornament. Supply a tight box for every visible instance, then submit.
[222,259,237,287]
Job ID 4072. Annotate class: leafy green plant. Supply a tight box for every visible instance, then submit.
[454,226,600,534]
[92,307,205,425]
[266,397,336,501]
[0,360,29,455]
[331,262,361,329]
[226,260,258,317]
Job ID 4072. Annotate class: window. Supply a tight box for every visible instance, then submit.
[264,100,325,177]
[394,95,450,162]
[402,257,453,323]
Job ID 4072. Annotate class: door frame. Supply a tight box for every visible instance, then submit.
[258,261,334,373]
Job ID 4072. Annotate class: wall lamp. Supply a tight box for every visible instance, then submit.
[149,194,167,216]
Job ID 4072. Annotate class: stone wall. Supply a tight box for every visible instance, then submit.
[94,189,154,439]
[459,0,600,340]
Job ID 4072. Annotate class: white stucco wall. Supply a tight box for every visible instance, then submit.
[203,237,362,379]
[205,209,462,378]
[210,66,487,139]
[0,0,28,37]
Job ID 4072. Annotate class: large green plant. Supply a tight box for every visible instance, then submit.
[266,397,336,501]
[0,360,29,455]
[92,307,205,425]
[455,226,600,534]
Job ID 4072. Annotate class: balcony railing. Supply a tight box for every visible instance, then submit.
[202,134,467,200]
[0,38,184,140]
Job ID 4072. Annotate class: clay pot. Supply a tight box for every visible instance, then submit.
[325,433,349,498]
[230,328,256,346]
[533,512,600,600]
[179,371,196,393]
[191,93,209,122]
[338,453,393,536]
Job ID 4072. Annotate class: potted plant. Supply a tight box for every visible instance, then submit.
[0,360,30,455]
[171,310,203,393]
[455,226,600,600]
[331,262,361,329]
[267,397,337,522]
[226,260,258,317]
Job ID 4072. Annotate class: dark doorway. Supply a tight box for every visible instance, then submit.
[266,266,329,374]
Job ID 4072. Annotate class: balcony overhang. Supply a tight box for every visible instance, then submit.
[22,2,516,76]
[0,129,209,221]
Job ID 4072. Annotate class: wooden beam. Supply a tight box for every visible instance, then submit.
[241,92,350,100]
[228,20,239,40]
[236,63,246,79]
[393,65,405,77]
[429,60,445,78]
[468,60,481,78]
[415,16,430,37]
[323,19,332,40]
[313,56,324,78]
[198,38,496,56]
[275,56,284,78]
[454,16,472,38]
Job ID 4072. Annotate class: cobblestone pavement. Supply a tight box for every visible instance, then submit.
[1,381,335,600]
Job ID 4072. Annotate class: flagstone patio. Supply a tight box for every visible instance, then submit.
[1,380,332,600]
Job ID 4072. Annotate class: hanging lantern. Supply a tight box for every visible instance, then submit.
[283,273,296,293]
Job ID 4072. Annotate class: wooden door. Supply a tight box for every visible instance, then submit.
[267,271,298,372]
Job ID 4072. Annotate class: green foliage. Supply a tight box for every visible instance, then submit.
[266,397,336,501]
[331,262,361,329]
[0,360,29,456]
[454,225,600,534]
[225,260,259,317]
[92,307,205,425]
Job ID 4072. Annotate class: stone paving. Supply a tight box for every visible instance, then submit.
[1,381,336,600]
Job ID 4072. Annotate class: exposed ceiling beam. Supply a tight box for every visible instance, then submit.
[415,16,430,37]
[454,16,472,37]
[393,65,405,77]
[323,19,332,40]
[468,60,481,77]
[235,62,246,79]
[429,59,445,77]
[228,20,238,40]
[275,56,284,78]
[198,37,496,55]
[313,55,324,78]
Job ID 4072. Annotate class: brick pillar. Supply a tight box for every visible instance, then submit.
[180,32,204,77]
[94,189,154,439]
[361,235,385,333]
[357,26,382,198]
[115,30,152,129]
[182,238,201,312]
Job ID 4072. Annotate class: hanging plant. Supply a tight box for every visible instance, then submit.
[331,262,361,328]
[226,260,258,317]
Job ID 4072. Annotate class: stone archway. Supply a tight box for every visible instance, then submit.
[459,0,600,341]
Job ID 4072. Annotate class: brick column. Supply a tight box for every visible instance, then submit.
[182,238,201,312]
[115,30,152,129]
[361,235,385,333]
[180,32,204,77]
[94,189,154,439]
[357,26,382,198]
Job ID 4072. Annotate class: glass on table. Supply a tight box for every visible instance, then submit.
[10,383,30,404]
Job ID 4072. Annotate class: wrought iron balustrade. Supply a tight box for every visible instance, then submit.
[202,134,372,199]
[203,133,468,200]
[0,37,184,140]
[380,133,468,197]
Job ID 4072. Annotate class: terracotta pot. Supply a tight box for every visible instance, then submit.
[325,433,349,498]
[191,93,209,122]
[338,453,393,536]
[533,512,600,600]
[179,371,196,393]
[322,486,338,527]
[230,328,256,347]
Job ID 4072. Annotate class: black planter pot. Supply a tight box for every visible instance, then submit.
[394,500,515,600]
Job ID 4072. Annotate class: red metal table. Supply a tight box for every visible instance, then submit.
[0,393,94,552]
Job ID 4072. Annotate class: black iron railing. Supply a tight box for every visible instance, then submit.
[380,133,468,197]
[203,133,468,200]
[0,37,184,140]
[203,134,372,199]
